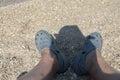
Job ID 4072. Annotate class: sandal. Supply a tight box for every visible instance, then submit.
[35,30,69,73]
[72,32,103,75]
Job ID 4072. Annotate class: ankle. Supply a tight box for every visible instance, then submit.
[42,49,56,60]
[41,48,58,70]
[86,49,101,71]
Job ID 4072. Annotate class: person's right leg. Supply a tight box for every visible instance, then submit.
[86,49,120,80]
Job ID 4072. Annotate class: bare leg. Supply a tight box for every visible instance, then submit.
[86,49,120,80]
[18,49,58,80]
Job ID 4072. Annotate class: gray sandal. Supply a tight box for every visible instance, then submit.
[35,30,68,73]
[72,32,103,75]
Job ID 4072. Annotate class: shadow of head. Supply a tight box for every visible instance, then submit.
[54,25,85,60]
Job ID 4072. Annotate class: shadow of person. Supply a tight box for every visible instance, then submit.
[52,25,92,80]
[54,25,85,62]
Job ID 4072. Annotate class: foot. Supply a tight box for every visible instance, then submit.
[72,32,103,75]
[35,30,69,73]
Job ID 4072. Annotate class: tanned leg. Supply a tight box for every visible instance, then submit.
[17,49,58,80]
[86,49,120,80]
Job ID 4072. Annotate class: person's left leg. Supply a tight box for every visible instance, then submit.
[17,49,58,80]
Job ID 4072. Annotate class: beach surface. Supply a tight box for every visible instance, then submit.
[0,0,120,80]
